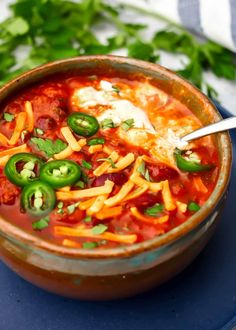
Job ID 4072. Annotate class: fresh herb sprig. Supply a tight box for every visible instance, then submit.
[0,0,235,98]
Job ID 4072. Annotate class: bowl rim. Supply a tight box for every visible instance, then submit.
[0,55,232,259]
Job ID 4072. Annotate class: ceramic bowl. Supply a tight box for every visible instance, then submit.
[0,56,232,300]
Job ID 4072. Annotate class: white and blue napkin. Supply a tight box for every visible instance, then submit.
[118,0,236,52]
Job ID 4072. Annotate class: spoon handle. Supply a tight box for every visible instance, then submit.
[181,116,236,143]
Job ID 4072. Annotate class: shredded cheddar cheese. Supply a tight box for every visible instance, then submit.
[0,132,9,146]
[0,144,29,158]
[0,155,10,166]
[87,194,108,215]
[176,201,187,213]
[54,145,72,159]
[79,197,97,210]
[130,172,162,192]
[123,185,149,201]
[104,180,134,207]
[130,207,169,225]
[161,180,176,211]
[107,153,135,173]
[58,186,71,192]
[9,112,27,146]
[56,180,114,200]
[88,144,103,154]
[193,176,208,193]
[54,225,137,244]
[93,151,119,176]
[24,101,34,132]
[61,126,82,151]
[103,145,113,155]
[96,206,123,219]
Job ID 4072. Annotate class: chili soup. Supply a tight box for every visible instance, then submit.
[0,75,219,249]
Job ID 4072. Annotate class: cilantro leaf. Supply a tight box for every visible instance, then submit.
[97,157,116,168]
[121,118,134,131]
[101,118,116,129]
[32,216,50,230]
[67,202,80,215]
[87,138,105,146]
[30,137,67,158]
[91,224,108,235]
[145,204,164,216]
[128,40,159,62]
[82,159,92,170]
[3,112,14,122]
[0,0,235,99]
[187,201,200,212]
[74,180,85,189]
[83,215,92,223]
[137,160,151,181]
[82,242,98,249]
[112,85,120,93]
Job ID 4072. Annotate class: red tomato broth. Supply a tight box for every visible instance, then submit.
[0,75,219,249]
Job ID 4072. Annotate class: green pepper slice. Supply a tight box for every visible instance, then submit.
[4,153,45,187]
[21,181,56,217]
[174,149,213,172]
[67,112,99,137]
[40,159,81,188]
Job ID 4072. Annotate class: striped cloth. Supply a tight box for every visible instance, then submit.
[117,0,236,52]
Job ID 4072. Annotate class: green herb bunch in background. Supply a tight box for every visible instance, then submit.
[0,0,235,98]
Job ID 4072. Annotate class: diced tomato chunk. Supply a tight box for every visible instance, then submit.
[0,178,20,205]
[148,163,179,181]
[93,173,128,187]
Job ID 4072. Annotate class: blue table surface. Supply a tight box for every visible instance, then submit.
[0,105,235,330]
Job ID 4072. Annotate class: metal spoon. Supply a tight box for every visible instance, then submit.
[181,116,236,143]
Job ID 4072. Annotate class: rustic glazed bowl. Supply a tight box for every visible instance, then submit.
[0,56,232,300]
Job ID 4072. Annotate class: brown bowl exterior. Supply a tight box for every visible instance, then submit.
[0,56,232,300]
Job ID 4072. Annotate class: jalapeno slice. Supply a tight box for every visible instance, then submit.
[40,160,81,188]
[67,112,99,137]
[4,153,45,187]
[174,149,213,172]
[21,181,56,217]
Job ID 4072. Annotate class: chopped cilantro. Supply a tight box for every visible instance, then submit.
[81,170,89,183]
[137,160,151,181]
[67,202,80,215]
[91,224,108,235]
[57,201,63,209]
[97,157,116,168]
[35,127,44,135]
[101,118,116,129]
[32,216,50,230]
[82,242,98,249]
[83,216,92,223]
[82,159,92,170]
[121,118,135,131]
[74,180,85,189]
[145,203,164,216]
[188,202,200,212]
[3,112,14,122]
[87,138,105,146]
[112,85,120,93]
[30,137,67,158]
[144,169,150,181]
